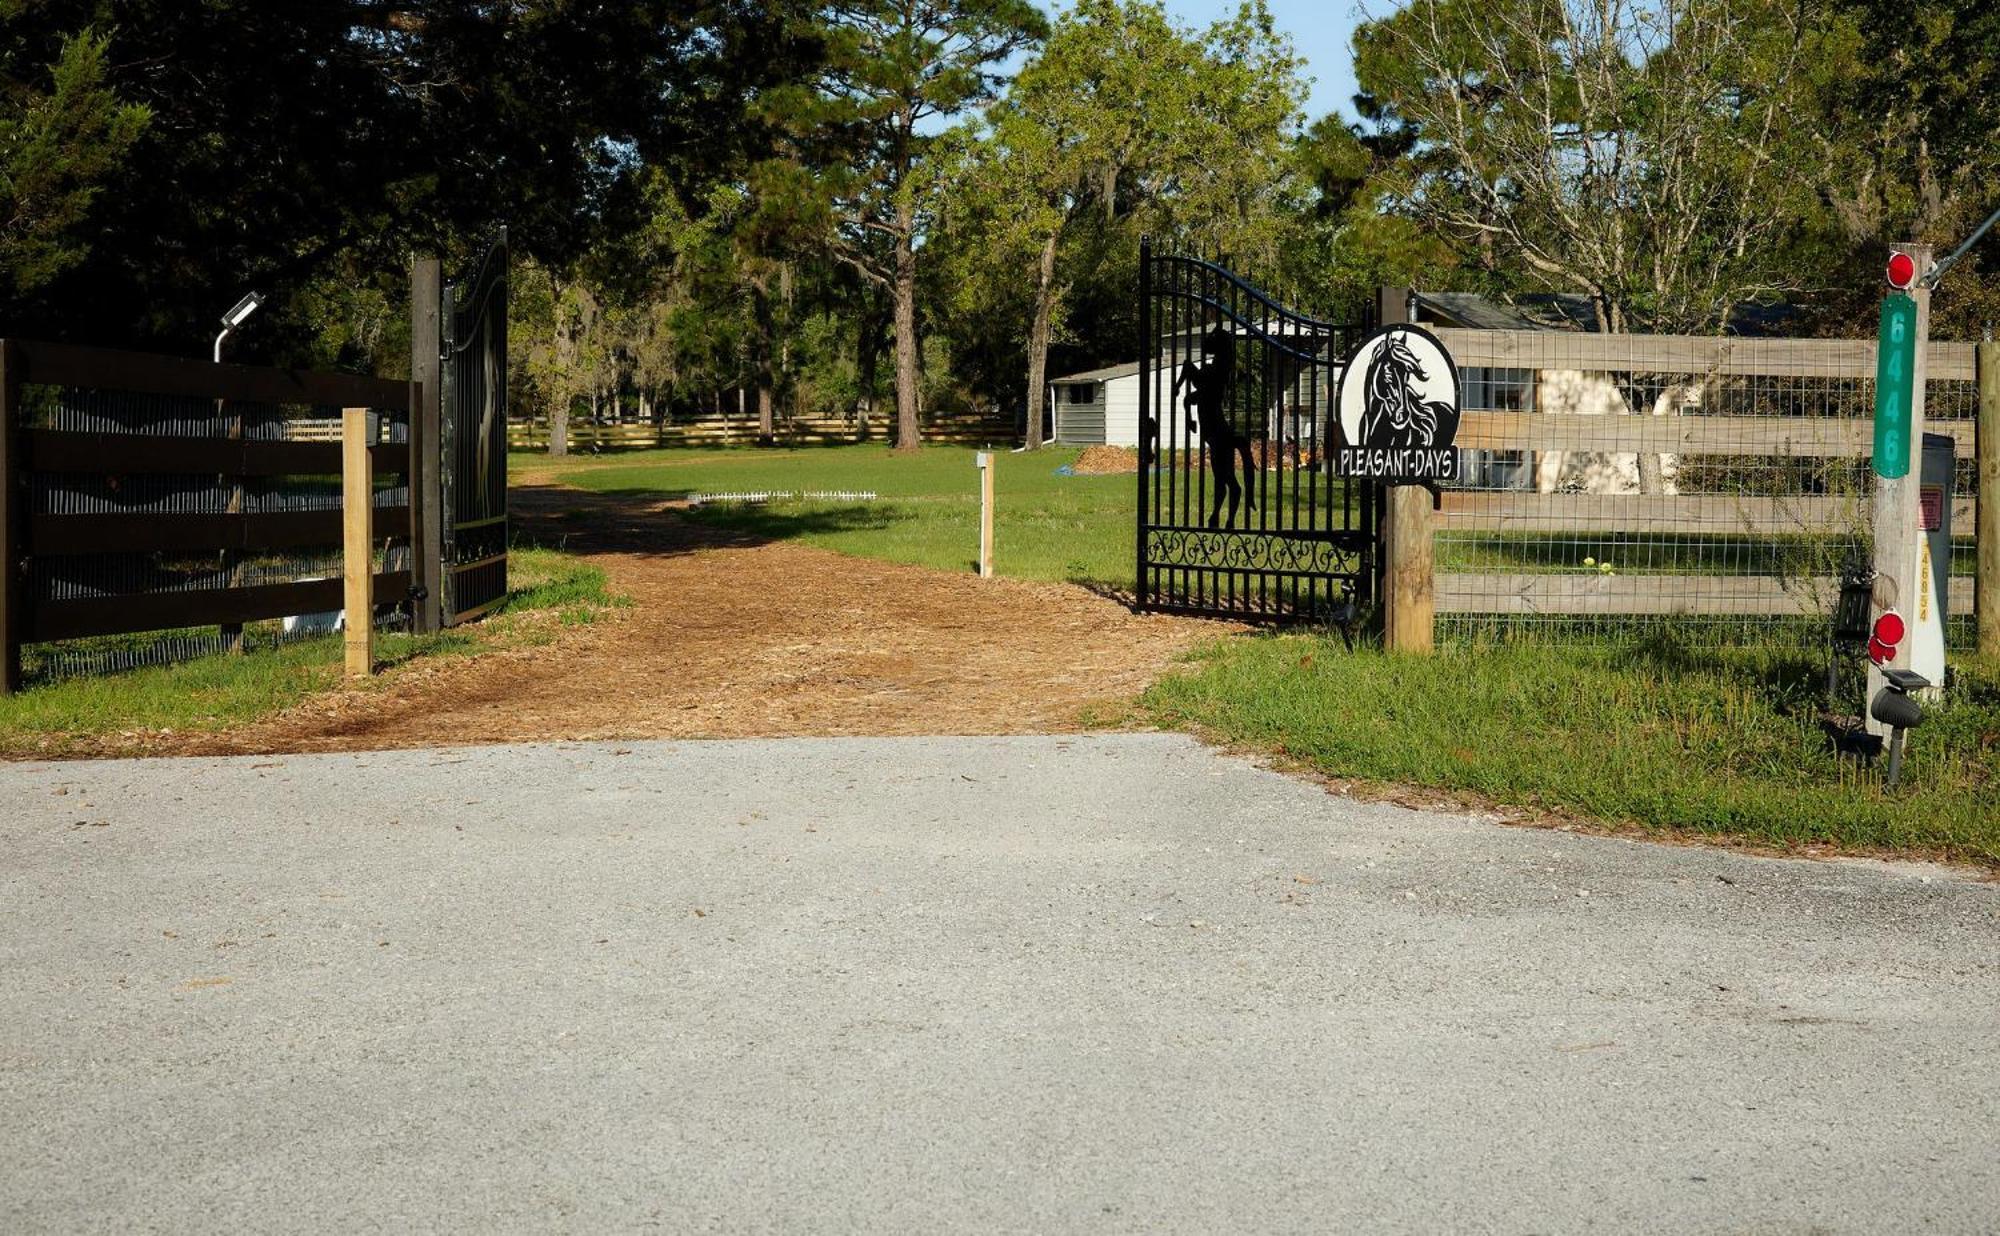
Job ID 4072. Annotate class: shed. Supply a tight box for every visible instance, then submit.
[1049,362,1143,447]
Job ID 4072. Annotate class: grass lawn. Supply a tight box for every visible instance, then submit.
[1144,633,2000,864]
[520,443,1999,862]
[0,546,622,755]
[517,443,1975,587]
[515,444,1140,588]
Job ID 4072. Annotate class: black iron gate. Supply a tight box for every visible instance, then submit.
[440,231,509,624]
[1136,240,1376,620]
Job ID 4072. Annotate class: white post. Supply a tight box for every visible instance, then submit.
[1867,243,1931,736]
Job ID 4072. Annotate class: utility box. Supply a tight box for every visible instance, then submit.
[1907,431,1956,691]
[1921,432,1955,619]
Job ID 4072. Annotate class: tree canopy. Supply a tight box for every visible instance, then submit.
[2,0,1994,443]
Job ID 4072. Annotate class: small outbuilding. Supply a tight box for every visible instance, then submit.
[1048,363,1142,447]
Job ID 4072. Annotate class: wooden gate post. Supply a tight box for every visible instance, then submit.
[0,339,21,694]
[1378,286,1435,654]
[343,407,374,678]
[1866,243,1933,732]
[409,257,443,634]
[1979,338,1999,660]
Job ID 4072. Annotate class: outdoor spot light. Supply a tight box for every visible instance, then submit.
[1869,668,1931,790]
[1825,554,1874,701]
[221,291,265,329]
[213,290,265,363]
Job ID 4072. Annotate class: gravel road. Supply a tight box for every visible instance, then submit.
[4,733,1996,1233]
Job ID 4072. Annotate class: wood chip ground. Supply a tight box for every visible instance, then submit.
[148,486,1228,756]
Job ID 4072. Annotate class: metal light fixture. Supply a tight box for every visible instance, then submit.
[1870,669,1932,790]
[213,291,265,362]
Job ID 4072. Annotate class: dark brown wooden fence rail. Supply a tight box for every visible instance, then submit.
[1,338,423,692]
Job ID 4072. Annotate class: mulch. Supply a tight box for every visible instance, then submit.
[116,486,1229,757]
[1071,446,1141,474]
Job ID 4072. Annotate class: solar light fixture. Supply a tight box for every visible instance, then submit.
[213,290,265,362]
[1870,668,1932,790]
[221,291,264,329]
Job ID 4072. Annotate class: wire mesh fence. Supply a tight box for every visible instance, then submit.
[1430,328,1980,646]
[11,372,412,685]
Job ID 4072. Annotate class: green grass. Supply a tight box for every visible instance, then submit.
[517,444,1139,588]
[510,444,1997,863]
[0,545,620,754]
[1143,632,2000,863]
[520,445,1979,590]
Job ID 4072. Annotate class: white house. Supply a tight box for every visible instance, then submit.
[1411,292,1692,495]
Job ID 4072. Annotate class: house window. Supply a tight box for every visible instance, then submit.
[1066,383,1096,404]
[1461,367,1534,412]
[1459,367,1535,491]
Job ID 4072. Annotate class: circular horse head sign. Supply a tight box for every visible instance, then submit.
[1334,325,1463,480]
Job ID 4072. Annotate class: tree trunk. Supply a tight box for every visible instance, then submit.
[753,283,777,446]
[1603,298,1667,495]
[893,199,921,452]
[549,395,569,457]
[1023,231,1059,451]
[856,293,885,438]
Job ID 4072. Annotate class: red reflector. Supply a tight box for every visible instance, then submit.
[1886,252,1918,289]
[1869,639,1895,666]
[1920,486,1943,531]
[1874,612,1906,645]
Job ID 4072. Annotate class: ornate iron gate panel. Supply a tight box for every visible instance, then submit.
[440,231,509,625]
[1136,241,1376,620]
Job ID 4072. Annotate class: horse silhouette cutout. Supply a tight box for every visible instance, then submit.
[1174,323,1258,530]
[1359,328,1460,449]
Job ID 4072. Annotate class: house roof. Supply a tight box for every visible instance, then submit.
[1415,290,1805,337]
[1414,291,1597,332]
[1049,362,1141,385]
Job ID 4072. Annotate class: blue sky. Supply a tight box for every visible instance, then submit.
[1158,0,1365,121]
[1032,1,1366,122]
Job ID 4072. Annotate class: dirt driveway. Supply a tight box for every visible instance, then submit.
[171,486,1223,755]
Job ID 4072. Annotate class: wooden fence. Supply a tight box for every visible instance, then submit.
[1428,329,1992,629]
[506,408,1017,452]
[1,339,421,692]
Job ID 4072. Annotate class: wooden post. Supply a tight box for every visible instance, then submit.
[0,339,21,695]
[410,258,443,634]
[1867,243,1932,732]
[1979,339,1999,660]
[343,407,374,678]
[219,385,246,654]
[1378,286,1435,653]
[1385,489,1435,653]
[976,451,995,578]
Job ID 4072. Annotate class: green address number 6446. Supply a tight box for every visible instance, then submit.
[1873,293,1917,480]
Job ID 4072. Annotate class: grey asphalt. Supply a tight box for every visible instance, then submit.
[3,733,1997,1234]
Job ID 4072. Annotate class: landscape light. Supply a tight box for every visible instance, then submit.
[221,291,265,329]
[1870,668,1932,790]
[214,290,265,363]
